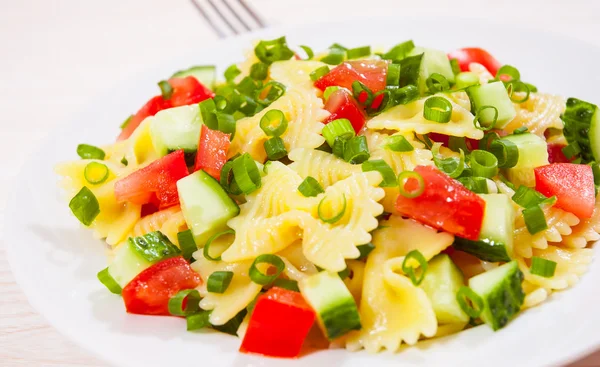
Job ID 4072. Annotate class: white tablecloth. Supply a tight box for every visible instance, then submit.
[1,0,600,365]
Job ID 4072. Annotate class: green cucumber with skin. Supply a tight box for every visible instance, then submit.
[562,97,600,163]
[108,241,153,288]
[466,81,517,129]
[407,47,456,94]
[171,65,217,89]
[503,133,549,187]
[149,104,204,156]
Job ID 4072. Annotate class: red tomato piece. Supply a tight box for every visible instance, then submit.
[118,76,214,141]
[396,166,486,240]
[114,150,189,209]
[447,47,502,76]
[240,287,316,358]
[323,89,367,133]
[193,125,231,180]
[122,256,201,316]
[315,60,388,93]
[534,163,595,219]
[547,143,573,164]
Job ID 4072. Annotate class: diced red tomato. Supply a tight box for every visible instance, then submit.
[396,166,486,240]
[240,287,316,358]
[114,150,189,209]
[323,89,367,133]
[447,47,502,76]
[547,144,573,164]
[315,60,388,93]
[122,256,201,316]
[193,125,230,180]
[534,163,595,219]
[118,76,215,141]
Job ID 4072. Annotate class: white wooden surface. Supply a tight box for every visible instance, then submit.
[1,0,600,365]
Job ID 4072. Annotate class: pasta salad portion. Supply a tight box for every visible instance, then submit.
[56,37,599,358]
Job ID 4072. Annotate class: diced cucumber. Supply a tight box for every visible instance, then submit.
[503,133,549,187]
[562,97,600,163]
[407,47,456,94]
[469,261,525,330]
[419,254,469,324]
[171,65,217,89]
[177,170,239,246]
[453,194,514,262]
[149,105,203,156]
[298,271,361,340]
[108,241,153,288]
[466,81,516,129]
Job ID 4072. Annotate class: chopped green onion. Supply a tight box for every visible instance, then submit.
[513,126,528,134]
[456,286,484,318]
[511,186,548,208]
[357,243,375,260]
[157,80,173,99]
[490,139,519,168]
[199,99,218,130]
[432,144,465,178]
[390,84,420,105]
[219,160,241,195]
[323,86,340,101]
[320,47,346,65]
[332,136,348,159]
[177,229,197,261]
[322,118,355,147]
[186,311,211,331]
[256,81,286,106]
[207,271,234,293]
[426,73,450,93]
[77,144,105,160]
[254,37,294,64]
[479,131,500,151]
[343,136,370,164]
[381,40,415,61]
[366,90,391,116]
[310,65,330,81]
[402,250,428,286]
[352,81,373,106]
[387,64,401,86]
[470,150,499,178]
[530,256,557,278]
[346,46,371,59]
[398,53,423,87]
[448,136,471,153]
[449,58,461,75]
[213,309,247,335]
[236,76,260,96]
[318,193,347,224]
[129,231,181,263]
[506,80,530,103]
[97,268,122,294]
[298,176,325,197]
[330,43,348,51]
[120,115,133,129]
[168,289,201,316]
[362,159,398,187]
[121,157,128,166]
[203,229,234,261]
[562,143,581,160]
[592,162,600,186]
[338,267,351,279]
[224,64,241,83]
[384,134,414,152]
[523,205,548,234]
[232,153,262,194]
[69,186,100,226]
[215,112,236,135]
[496,65,521,82]
[249,254,285,285]
[473,106,498,131]
[397,171,425,198]
[458,176,489,194]
[250,62,269,81]
[273,278,300,292]
[299,45,314,60]
[259,109,288,137]
[83,162,109,185]
[455,72,479,89]
[423,96,452,123]
[264,137,287,160]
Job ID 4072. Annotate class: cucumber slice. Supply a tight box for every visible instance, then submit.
[469,261,525,330]
[503,133,549,187]
[407,47,455,94]
[419,254,469,324]
[108,241,153,288]
[171,65,217,89]
[453,194,515,262]
[466,81,516,129]
[149,105,203,157]
[298,271,361,340]
[562,97,600,163]
[177,170,240,246]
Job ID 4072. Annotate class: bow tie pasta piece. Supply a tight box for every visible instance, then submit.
[347,216,454,353]
[367,95,483,140]
[277,241,319,281]
[288,148,362,188]
[505,93,566,136]
[111,118,160,168]
[131,206,186,246]
[561,197,600,248]
[55,160,141,246]
[269,60,328,90]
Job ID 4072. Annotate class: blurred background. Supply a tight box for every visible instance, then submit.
[1,0,600,365]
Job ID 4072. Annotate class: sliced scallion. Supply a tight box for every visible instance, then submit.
[264,137,287,160]
[97,268,122,294]
[357,243,375,260]
[490,139,519,168]
[383,135,414,152]
[523,205,548,234]
[386,63,401,86]
[455,72,479,90]
[513,126,528,134]
[449,58,461,75]
[259,109,288,137]
[84,162,109,185]
[423,96,452,123]
[458,176,489,194]
[299,45,314,60]
[432,144,465,179]
[318,193,347,224]
[69,186,100,226]
[157,80,173,99]
[426,73,450,93]
[402,249,428,286]
[298,176,325,197]
[390,84,419,105]
[496,65,521,82]
[352,81,373,106]
[346,46,371,59]
[168,289,201,316]
[511,186,548,208]
[310,65,330,81]
[562,143,581,160]
[254,37,295,65]
[249,254,285,285]
[506,80,531,103]
[323,86,340,101]
[177,229,197,261]
[470,150,499,178]
[232,153,262,194]
[203,229,234,261]
[207,271,234,293]
[473,105,498,131]
[322,118,355,147]
[250,62,269,80]
[77,144,105,160]
[530,256,557,278]
[273,278,300,292]
[320,47,346,65]
[332,136,348,159]
[381,40,415,61]
[397,171,425,198]
[362,159,398,187]
[120,115,133,129]
[224,64,241,83]
[344,136,370,164]
[256,81,286,106]
[186,311,211,331]
[456,286,484,318]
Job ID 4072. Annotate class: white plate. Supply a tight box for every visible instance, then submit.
[6,16,600,367]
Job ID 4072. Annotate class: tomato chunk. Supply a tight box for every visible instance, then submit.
[547,143,573,164]
[396,166,486,240]
[193,125,231,180]
[534,163,595,219]
[118,76,214,141]
[114,150,189,209]
[323,89,367,133]
[240,287,316,358]
[315,60,388,93]
[447,47,502,76]
[122,256,201,316]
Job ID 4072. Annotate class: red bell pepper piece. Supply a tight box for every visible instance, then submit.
[193,125,231,180]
